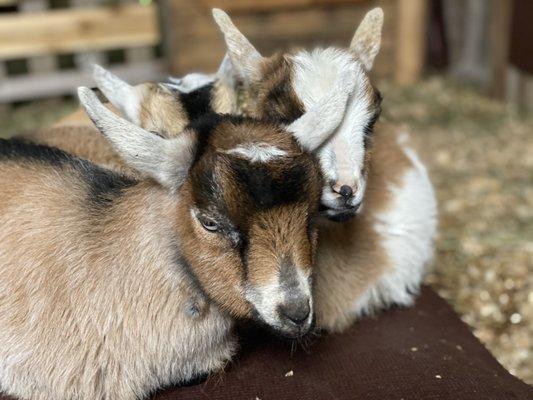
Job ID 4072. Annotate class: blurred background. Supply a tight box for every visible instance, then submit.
[0,0,531,384]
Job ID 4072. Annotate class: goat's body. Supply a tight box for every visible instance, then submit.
[23,117,437,333]
[0,142,235,400]
[314,125,437,331]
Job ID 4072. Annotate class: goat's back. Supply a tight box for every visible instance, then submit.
[0,141,236,400]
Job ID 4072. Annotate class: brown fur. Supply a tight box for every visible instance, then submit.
[174,119,322,316]
[314,122,414,331]
[138,83,190,137]
[244,53,305,123]
[0,158,236,400]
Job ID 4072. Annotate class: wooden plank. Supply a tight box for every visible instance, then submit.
[395,0,428,85]
[0,4,160,60]
[200,0,369,14]
[119,0,155,65]
[20,0,58,74]
[71,0,106,70]
[0,60,166,103]
[167,0,396,79]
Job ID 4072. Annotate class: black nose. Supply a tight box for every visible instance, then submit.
[278,299,311,325]
[339,185,353,198]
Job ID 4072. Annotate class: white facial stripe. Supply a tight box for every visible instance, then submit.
[225,143,287,163]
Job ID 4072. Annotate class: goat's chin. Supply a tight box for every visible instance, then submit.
[250,311,314,339]
[266,321,314,339]
[319,204,359,222]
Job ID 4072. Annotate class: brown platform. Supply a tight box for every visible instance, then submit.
[2,287,532,400]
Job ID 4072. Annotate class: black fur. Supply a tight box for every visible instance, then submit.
[0,138,137,208]
[230,158,309,210]
[263,76,305,124]
[179,83,214,122]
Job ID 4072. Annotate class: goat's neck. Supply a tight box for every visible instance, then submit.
[94,180,208,312]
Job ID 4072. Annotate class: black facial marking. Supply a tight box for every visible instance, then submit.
[0,138,137,208]
[179,83,214,122]
[230,158,309,210]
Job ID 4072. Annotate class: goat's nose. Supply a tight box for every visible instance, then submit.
[339,185,353,199]
[278,299,311,325]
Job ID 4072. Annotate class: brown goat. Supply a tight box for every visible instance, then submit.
[0,76,355,399]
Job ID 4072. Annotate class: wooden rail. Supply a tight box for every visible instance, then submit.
[0,3,160,60]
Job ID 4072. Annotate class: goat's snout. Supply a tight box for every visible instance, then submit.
[338,185,353,199]
[278,298,311,326]
[332,183,356,200]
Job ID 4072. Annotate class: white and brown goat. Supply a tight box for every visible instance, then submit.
[0,73,355,399]
[213,8,383,220]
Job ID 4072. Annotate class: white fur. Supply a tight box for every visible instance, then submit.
[167,54,235,94]
[225,142,287,162]
[291,48,374,210]
[92,64,143,124]
[168,73,216,93]
[288,56,357,152]
[353,134,438,315]
[78,87,195,189]
[245,267,313,332]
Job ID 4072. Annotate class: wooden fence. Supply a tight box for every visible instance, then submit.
[0,0,165,104]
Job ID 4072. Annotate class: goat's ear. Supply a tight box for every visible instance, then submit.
[349,8,383,71]
[287,65,356,152]
[92,64,145,124]
[78,87,195,189]
[212,8,263,82]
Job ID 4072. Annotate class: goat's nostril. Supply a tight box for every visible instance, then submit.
[278,300,311,325]
[339,185,353,198]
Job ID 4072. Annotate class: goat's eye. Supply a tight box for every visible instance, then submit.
[199,217,219,232]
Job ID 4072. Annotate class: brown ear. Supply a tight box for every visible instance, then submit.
[349,8,383,71]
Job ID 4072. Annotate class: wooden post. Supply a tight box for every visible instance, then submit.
[490,0,513,99]
[395,0,429,85]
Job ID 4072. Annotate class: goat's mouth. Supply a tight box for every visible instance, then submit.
[320,183,364,221]
[254,310,314,339]
[246,289,314,338]
[319,200,361,222]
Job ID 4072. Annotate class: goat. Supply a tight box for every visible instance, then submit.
[21,59,238,176]
[0,70,354,399]
[39,62,436,333]
[213,8,384,221]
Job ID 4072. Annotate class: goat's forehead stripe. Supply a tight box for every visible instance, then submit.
[224,143,287,163]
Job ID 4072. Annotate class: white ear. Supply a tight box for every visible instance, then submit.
[349,8,383,71]
[92,64,143,124]
[77,87,195,189]
[212,8,263,82]
[287,65,357,152]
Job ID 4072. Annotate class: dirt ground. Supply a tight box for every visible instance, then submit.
[0,77,531,383]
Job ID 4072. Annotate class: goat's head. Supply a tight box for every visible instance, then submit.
[78,74,351,336]
[92,61,236,140]
[213,8,383,221]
